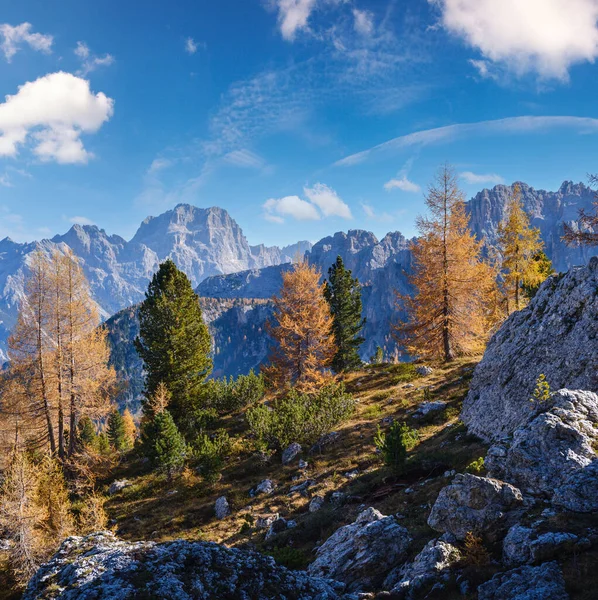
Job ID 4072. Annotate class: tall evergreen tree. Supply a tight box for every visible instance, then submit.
[77,416,98,449]
[135,260,212,436]
[150,410,187,479]
[497,185,545,313]
[107,409,127,451]
[324,256,365,373]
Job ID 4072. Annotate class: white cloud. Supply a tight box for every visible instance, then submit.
[0,71,114,164]
[0,22,53,62]
[360,201,396,222]
[335,116,598,166]
[263,195,321,222]
[361,202,375,218]
[304,182,352,218]
[353,9,374,37]
[263,183,351,223]
[148,158,173,173]
[275,0,317,41]
[185,37,198,54]
[75,42,115,76]
[384,176,421,193]
[0,173,12,187]
[69,216,94,226]
[460,171,505,185]
[435,0,598,80]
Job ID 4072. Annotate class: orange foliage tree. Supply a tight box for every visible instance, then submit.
[263,260,335,393]
[397,165,498,361]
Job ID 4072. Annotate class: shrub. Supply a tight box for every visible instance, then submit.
[374,421,418,474]
[147,410,187,478]
[266,546,310,570]
[203,370,266,414]
[530,374,550,404]
[191,429,233,482]
[246,383,355,449]
[465,457,485,474]
[461,532,490,567]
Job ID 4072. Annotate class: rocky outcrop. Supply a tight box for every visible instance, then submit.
[427,474,523,541]
[383,539,461,599]
[462,258,598,442]
[502,524,591,566]
[552,459,598,513]
[308,507,412,591]
[485,389,598,503]
[477,561,569,600]
[24,532,347,600]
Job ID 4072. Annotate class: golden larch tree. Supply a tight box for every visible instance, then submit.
[263,260,335,393]
[397,165,498,361]
[497,185,545,313]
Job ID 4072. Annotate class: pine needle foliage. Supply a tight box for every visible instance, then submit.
[497,185,546,313]
[135,259,212,436]
[263,260,335,393]
[396,165,498,361]
[324,256,365,373]
[374,421,418,474]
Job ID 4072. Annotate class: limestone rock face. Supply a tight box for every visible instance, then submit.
[308,507,412,591]
[383,539,461,598]
[462,258,598,442]
[477,561,569,600]
[552,459,598,513]
[427,474,523,541]
[486,389,598,496]
[502,524,590,566]
[23,532,347,600]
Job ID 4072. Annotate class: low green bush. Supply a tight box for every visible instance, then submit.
[374,421,418,474]
[191,429,233,482]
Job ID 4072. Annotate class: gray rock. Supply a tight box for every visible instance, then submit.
[477,561,569,600]
[265,518,289,541]
[310,431,341,453]
[23,531,347,599]
[282,442,302,465]
[485,389,598,502]
[289,479,316,495]
[383,539,461,598]
[427,474,523,541]
[298,459,308,469]
[503,524,589,566]
[413,401,446,419]
[108,479,132,496]
[462,257,598,442]
[214,496,230,520]
[255,479,275,495]
[256,514,279,530]
[415,366,433,376]
[308,507,412,591]
[552,459,598,513]
[310,496,325,513]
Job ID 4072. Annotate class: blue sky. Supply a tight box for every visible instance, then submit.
[2,0,598,247]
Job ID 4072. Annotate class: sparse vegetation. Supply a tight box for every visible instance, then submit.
[374,421,419,474]
[530,373,551,404]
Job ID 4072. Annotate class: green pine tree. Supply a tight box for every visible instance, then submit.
[151,410,187,479]
[324,256,365,373]
[107,409,127,452]
[370,345,384,365]
[97,432,111,455]
[135,259,212,437]
[77,416,98,449]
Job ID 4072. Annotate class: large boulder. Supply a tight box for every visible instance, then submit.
[462,258,598,442]
[383,539,461,599]
[502,524,590,566]
[427,474,523,541]
[486,390,598,497]
[24,532,348,600]
[308,507,412,591]
[477,561,569,600]
[552,458,598,513]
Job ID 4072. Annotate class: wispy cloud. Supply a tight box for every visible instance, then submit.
[69,215,95,226]
[273,0,317,41]
[434,0,598,80]
[304,183,352,218]
[185,37,202,54]
[360,201,396,223]
[460,171,505,185]
[335,116,598,166]
[148,158,173,174]
[384,176,421,193]
[74,42,115,76]
[0,22,53,62]
[223,149,267,170]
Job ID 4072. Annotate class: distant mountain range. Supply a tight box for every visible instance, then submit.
[1,181,596,409]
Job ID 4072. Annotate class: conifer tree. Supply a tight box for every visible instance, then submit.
[135,260,212,436]
[324,256,365,373]
[497,185,545,313]
[150,410,187,479]
[122,408,137,449]
[397,165,498,361]
[77,416,97,449]
[107,409,127,452]
[370,345,384,365]
[263,260,335,393]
